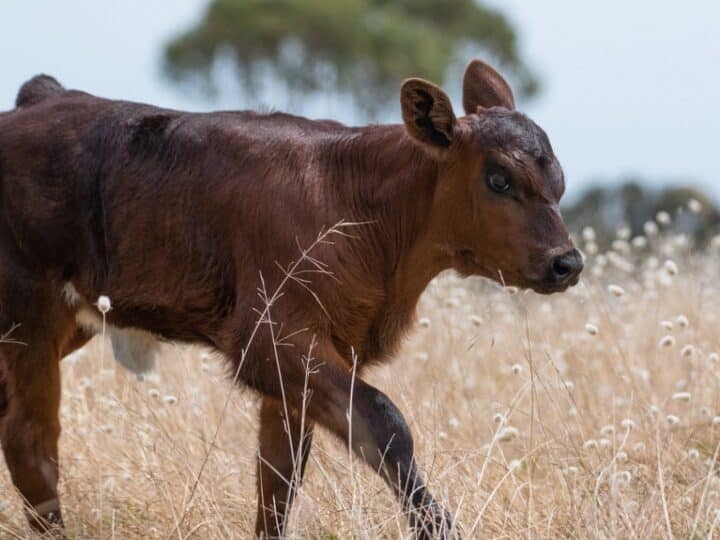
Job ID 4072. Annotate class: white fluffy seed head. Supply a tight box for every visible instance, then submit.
[493,413,505,424]
[613,470,632,487]
[674,234,688,248]
[163,395,178,405]
[621,418,635,430]
[498,426,519,442]
[644,221,659,236]
[660,320,673,331]
[508,459,523,471]
[712,416,720,426]
[600,424,615,436]
[582,226,596,242]
[617,225,631,240]
[688,448,700,460]
[511,363,522,375]
[671,391,691,402]
[680,345,694,358]
[418,317,431,328]
[710,352,720,364]
[659,335,675,348]
[608,284,625,297]
[666,414,680,426]
[585,323,599,336]
[632,236,647,248]
[616,451,628,463]
[583,439,597,449]
[688,198,702,213]
[656,210,671,225]
[470,315,483,327]
[664,259,679,276]
[96,295,112,314]
[675,314,689,327]
[612,239,631,254]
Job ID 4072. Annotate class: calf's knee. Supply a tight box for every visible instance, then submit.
[353,387,415,474]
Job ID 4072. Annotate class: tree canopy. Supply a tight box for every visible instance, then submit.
[164,0,537,117]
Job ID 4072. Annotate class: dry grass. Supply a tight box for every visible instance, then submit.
[3,217,720,539]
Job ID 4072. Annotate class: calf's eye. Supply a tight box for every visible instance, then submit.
[487,172,510,193]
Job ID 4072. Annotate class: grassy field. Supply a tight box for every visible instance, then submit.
[3,215,720,538]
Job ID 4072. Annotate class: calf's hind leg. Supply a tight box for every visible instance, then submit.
[0,278,75,533]
[1,349,64,532]
[255,397,315,538]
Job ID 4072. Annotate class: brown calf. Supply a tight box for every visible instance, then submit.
[0,59,581,538]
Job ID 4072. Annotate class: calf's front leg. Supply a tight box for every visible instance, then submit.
[249,340,454,539]
[339,378,454,538]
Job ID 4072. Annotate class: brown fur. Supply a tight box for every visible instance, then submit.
[0,60,580,538]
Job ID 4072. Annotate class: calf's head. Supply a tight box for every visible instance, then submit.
[401,59,582,293]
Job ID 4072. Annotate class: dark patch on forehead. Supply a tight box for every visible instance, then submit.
[469,108,564,199]
[469,108,554,162]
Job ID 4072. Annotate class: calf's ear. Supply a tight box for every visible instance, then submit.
[462,59,515,113]
[401,78,456,149]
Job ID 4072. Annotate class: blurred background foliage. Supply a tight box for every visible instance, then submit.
[164,0,538,117]
[563,182,720,247]
[164,0,719,244]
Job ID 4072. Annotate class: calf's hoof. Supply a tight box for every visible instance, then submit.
[410,501,458,539]
[26,500,65,539]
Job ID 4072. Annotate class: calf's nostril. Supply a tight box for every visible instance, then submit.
[550,250,583,284]
[553,257,571,278]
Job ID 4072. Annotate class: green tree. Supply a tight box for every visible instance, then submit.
[164,0,537,117]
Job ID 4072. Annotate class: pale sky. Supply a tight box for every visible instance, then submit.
[2,1,718,200]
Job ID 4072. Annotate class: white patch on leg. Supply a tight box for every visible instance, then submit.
[32,497,59,516]
[62,282,81,307]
